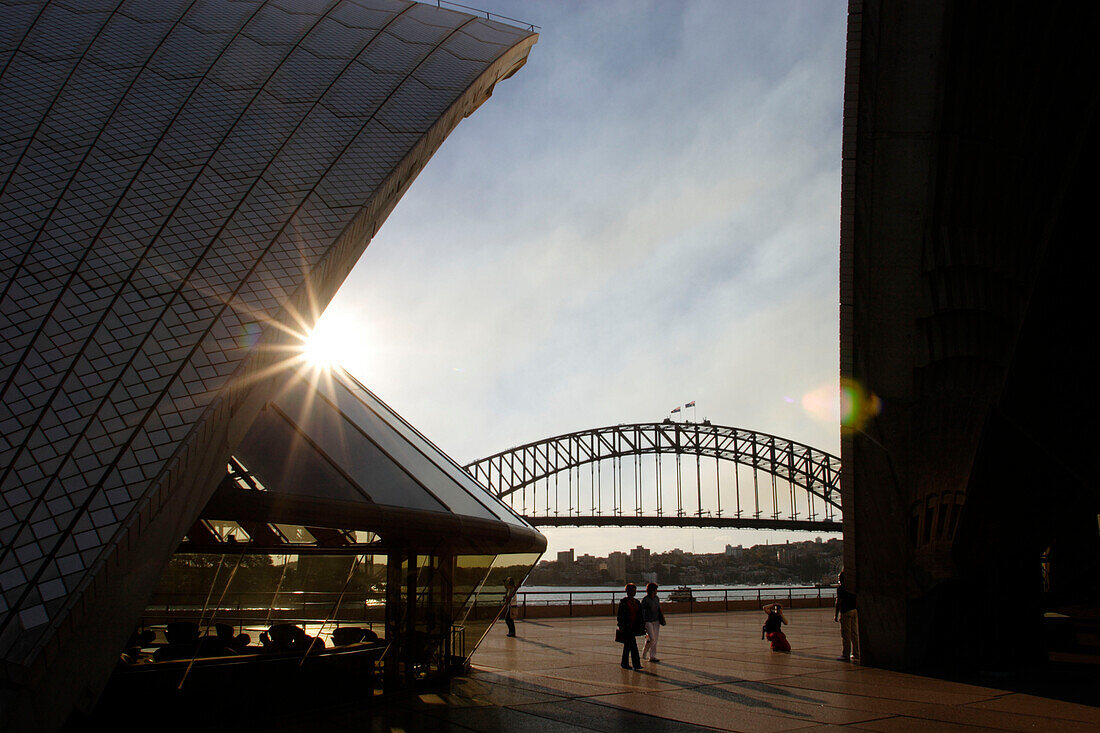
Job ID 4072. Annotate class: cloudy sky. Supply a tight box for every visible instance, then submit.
[310,0,848,557]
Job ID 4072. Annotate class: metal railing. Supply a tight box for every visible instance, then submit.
[145,590,382,611]
[140,590,386,640]
[432,1,540,32]
[505,585,836,616]
[140,585,832,634]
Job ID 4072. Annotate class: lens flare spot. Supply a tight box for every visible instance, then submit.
[800,380,881,429]
[801,383,839,423]
[840,378,881,430]
[237,321,262,350]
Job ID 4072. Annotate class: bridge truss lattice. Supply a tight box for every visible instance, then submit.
[465,422,842,531]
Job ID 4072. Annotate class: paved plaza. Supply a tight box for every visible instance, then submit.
[317,607,1098,731]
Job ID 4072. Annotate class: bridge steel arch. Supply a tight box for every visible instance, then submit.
[465,422,842,531]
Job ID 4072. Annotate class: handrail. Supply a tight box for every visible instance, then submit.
[509,585,835,606]
[431,0,540,32]
[145,584,834,607]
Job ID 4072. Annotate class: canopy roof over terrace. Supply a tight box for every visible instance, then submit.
[198,368,546,555]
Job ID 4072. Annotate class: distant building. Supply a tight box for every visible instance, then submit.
[725,544,744,557]
[630,545,651,570]
[608,552,628,580]
[557,549,575,565]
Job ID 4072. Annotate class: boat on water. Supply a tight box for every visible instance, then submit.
[668,586,694,602]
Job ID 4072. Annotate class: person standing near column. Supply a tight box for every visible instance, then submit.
[640,582,665,663]
[503,577,518,637]
[834,570,860,661]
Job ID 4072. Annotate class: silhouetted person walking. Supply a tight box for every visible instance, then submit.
[835,570,859,661]
[640,582,665,662]
[617,583,645,670]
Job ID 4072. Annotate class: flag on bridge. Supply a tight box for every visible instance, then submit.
[671,406,681,414]
[685,401,695,408]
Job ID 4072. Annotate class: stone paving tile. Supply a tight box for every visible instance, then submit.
[503,663,703,694]
[763,673,1003,706]
[438,676,569,708]
[420,704,602,732]
[545,660,690,691]
[569,662,720,689]
[461,668,580,695]
[511,698,720,732]
[712,682,1096,732]
[470,669,625,699]
[809,665,1008,696]
[411,608,1098,731]
[277,698,471,732]
[263,609,1095,732]
[623,660,775,687]
[963,692,1100,725]
[850,717,986,732]
[587,690,815,732]
[900,701,1098,732]
[655,683,887,726]
[652,662,808,684]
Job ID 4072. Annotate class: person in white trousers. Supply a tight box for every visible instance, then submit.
[640,582,665,662]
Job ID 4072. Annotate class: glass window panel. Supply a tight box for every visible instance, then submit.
[343,379,535,529]
[325,377,502,521]
[235,408,372,506]
[271,524,316,544]
[143,552,389,652]
[412,555,447,677]
[276,379,448,513]
[205,520,250,543]
[453,552,540,660]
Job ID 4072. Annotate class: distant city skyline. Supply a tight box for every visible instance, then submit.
[528,535,842,587]
[543,536,833,561]
[312,0,848,556]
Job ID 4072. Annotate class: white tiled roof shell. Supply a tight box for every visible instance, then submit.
[0,0,534,726]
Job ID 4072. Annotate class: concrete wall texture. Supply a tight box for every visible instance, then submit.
[0,1,534,728]
[840,0,1099,670]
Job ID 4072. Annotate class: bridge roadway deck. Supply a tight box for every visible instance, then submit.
[292,608,1098,731]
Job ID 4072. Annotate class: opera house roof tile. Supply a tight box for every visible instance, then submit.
[0,1,537,728]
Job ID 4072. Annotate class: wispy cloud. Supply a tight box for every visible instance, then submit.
[319,0,847,555]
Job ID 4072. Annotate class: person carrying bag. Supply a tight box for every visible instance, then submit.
[616,583,646,670]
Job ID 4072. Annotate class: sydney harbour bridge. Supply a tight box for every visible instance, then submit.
[465,420,842,533]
